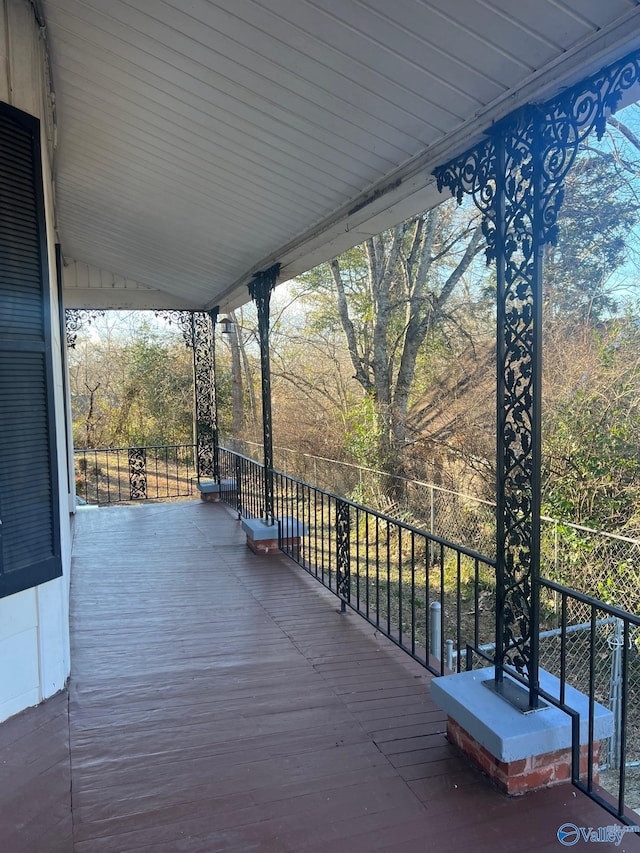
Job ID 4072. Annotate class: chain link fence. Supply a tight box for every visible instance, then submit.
[226,438,497,557]
[227,439,639,612]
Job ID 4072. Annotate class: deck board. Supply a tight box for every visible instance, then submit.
[2,500,639,851]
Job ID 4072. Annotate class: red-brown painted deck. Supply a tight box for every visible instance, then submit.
[3,500,639,852]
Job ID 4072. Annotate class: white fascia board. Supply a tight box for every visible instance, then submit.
[62,259,201,310]
[63,287,200,311]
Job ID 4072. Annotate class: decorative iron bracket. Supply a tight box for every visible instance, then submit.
[65,308,106,348]
[154,310,194,349]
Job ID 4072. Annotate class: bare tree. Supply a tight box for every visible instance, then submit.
[326,201,484,474]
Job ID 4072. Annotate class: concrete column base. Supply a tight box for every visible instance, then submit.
[198,479,236,503]
[241,516,308,556]
[431,667,613,796]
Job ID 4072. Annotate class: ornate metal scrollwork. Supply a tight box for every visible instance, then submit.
[536,52,640,252]
[435,137,498,259]
[155,310,219,480]
[65,308,106,348]
[495,109,541,681]
[128,447,147,500]
[192,311,215,479]
[434,46,640,693]
[336,499,351,602]
[153,310,194,348]
[209,308,220,482]
[249,264,280,521]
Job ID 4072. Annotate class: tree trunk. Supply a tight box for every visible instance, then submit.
[227,315,244,438]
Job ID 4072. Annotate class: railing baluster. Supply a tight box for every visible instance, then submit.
[93,451,99,505]
[560,593,567,706]
[386,519,391,636]
[335,498,350,611]
[365,512,370,619]
[105,450,111,503]
[313,486,318,578]
[425,539,430,660]
[117,449,122,501]
[439,544,445,672]
[328,497,333,591]
[474,558,480,650]
[456,551,461,670]
[375,516,380,628]
[398,527,403,646]
[320,490,325,583]
[411,532,416,656]
[174,446,179,496]
[355,507,360,611]
[587,605,596,791]
[618,620,629,818]
[235,455,242,518]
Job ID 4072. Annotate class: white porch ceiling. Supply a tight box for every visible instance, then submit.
[42,0,640,311]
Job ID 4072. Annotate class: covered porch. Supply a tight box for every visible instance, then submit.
[2,1,640,847]
[3,500,636,852]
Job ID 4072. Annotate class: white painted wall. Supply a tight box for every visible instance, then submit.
[0,0,72,723]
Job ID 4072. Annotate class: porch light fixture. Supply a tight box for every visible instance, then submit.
[220,316,233,335]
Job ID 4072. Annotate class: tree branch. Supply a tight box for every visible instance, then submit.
[329,258,373,393]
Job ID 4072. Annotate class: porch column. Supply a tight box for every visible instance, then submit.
[491,114,543,708]
[434,47,640,711]
[155,309,220,492]
[209,307,221,483]
[191,311,216,480]
[435,123,543,709]
[248,263,280,523]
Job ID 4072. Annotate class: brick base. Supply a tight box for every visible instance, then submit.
[246,536,300,556]
[200,490,236,504]
[447,718,599,795]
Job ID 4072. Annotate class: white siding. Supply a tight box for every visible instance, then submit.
[0,0,71,724]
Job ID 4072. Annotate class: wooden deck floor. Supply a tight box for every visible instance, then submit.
[3,500,639,852]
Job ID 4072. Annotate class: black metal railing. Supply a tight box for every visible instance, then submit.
[217,445,640,821]
[537,579,640,824]
[218,446,496,677]
[72,442,640,819]
[218,446,265,520]
[74,444,197,504]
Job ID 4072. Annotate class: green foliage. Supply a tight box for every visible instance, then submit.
[544,390,640,528]
[70,314,197,448]
[121,324,194,446]
[541,318,640,610]
[543,321,640,535]
[545,147,640,322]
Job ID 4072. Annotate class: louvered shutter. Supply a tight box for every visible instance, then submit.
[0,103,61,598]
